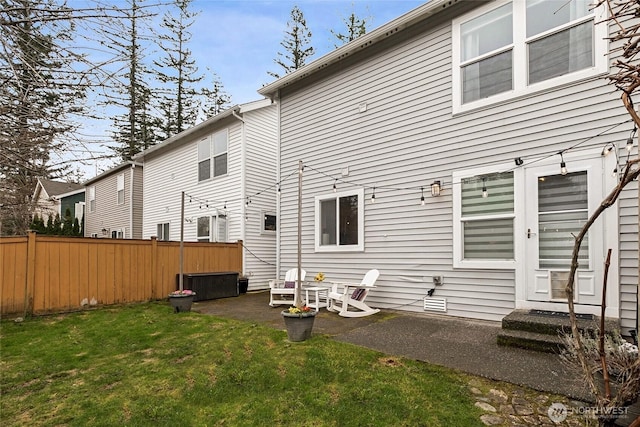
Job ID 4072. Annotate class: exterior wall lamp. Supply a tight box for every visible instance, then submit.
[430,180,441,197]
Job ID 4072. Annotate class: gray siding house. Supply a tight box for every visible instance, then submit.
[259,0,639,334]
[84,161,143,239]
[133,99,277,290]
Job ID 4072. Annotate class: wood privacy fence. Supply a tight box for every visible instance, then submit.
[0,232,243,316]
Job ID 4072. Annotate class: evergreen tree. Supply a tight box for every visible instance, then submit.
[102,0,158,160]
[201,70,232,119]
[154,0,202,137]
[268,5,315,79]
[72,217,80,236]
[30,213,45,233]
[52,213,62,235]
[331,9,369,48]
[45,214,54,235]
[0,0,87,235]
[62,207,73,235]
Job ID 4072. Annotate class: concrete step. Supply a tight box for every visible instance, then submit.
[498,309,620,353]
[497,329,566,353]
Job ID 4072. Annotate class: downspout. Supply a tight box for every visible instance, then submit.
[275,95,281,279]
[129,164,134,239]
[232,109,247,275]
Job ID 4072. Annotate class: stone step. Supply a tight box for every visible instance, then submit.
[497,329,566,353]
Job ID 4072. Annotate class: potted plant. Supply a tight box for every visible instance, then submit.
[281,305,316,342]
[168,289,196,313]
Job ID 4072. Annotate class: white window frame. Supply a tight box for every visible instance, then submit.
[451,0,607,114]
[197,129,228,182]
[262,211,276,234]
[111,229,124,239]
[88,186,96,213]
[157,222,170,241]
[116,173,125,205]
[314,188,365,253]
[453,164,518,269]
[196,212,228,242]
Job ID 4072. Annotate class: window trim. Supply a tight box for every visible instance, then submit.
[261,210,277,234]
[197,129,229,183]
[116,173,125,205]
[451,0,608,114]
[453,164,518,269]
[88,186,96,213]
[314,188,365,253]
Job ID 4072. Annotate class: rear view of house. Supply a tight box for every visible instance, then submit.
[259,0,639,335]
[133,99,277,290]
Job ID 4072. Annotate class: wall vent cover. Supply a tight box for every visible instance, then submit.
[424,297,447,313]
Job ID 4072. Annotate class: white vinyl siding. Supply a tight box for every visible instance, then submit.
[276,2,631,325]
[452,0,607,113]
[141,103,277,289]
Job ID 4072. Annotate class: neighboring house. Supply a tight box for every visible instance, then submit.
[259,0,639,335]
[83,161,143,239]
[32,178,85,223]
[132,99,277,290]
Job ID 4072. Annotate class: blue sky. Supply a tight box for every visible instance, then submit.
[73,0,426,177]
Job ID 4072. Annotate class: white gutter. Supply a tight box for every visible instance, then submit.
[258,0,453,98]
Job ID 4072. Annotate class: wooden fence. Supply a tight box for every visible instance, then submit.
[0,232,243,316]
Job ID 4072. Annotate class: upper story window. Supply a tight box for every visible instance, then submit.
[198,129,228,182]
[452,0,606,113]
[116,173,125,205]
[88,186,96,213]
[314,188,364,252]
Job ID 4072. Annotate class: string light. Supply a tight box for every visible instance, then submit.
[333,179,337,193]
[420,187,425,206]
[601,143,615,156]
[627,127,637,151]
[371,186,376,203]
[482,178,488,198]
[559,152,568,175]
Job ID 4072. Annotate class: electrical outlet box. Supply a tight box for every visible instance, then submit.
[433,275,443,286]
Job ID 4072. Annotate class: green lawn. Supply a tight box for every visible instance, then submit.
[1,303,484,426]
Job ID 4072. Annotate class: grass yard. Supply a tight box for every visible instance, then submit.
[0,303,485,426]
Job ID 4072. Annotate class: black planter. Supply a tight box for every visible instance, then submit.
[238,277,249,294]
[169,294,195,313]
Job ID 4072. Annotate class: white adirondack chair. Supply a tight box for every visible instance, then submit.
[327,269,380,317]
[269,268,306,307]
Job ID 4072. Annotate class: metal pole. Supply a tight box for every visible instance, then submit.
[179,191,185,291]
[296,160,303,307]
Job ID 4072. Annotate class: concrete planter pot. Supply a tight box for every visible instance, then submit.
[281,310,316,342]
[169,294,195,313]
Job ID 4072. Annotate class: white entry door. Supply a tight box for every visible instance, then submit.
[525,159,603,306]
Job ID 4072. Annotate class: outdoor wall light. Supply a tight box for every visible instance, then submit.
[514,157,523,166]
[430,180,441,197]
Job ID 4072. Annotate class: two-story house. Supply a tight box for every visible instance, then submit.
[259,0,638,335]
[84,161,143,239]
[133,99,277,290]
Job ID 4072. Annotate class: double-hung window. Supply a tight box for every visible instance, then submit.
[315,188,364,252]
[452,0,606,113]
[157,223,170,241]
[196,213,228,242]
[88,186,96,213]
[116,173,125,205]
[197,129,228,182]
[453,169,515,269]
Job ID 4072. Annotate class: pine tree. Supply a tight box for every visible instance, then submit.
[331,9,368,48]
[201,70,232,119]
[72,217,80,236]
[268,5,315,79]
[154,0,202,137]
[102,0,158,160]
[62,207,73,235]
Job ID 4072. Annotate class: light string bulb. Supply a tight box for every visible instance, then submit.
[371,186,376,203]
[627,127,637,152]
[333,179,337,193]
[482,177,488,198]
[420,187,425,206]
[559,152,568,175]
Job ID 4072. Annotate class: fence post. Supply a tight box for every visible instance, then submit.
[151,236,157,300]
[24,231,37,317]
